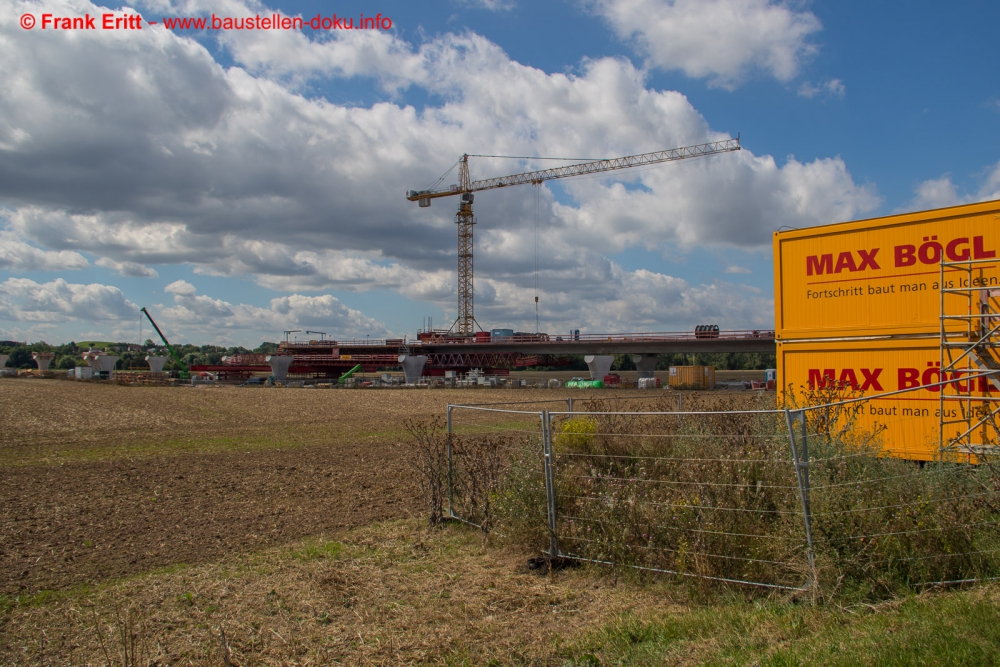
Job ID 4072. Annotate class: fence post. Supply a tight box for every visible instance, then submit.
[567,397,575,414]
[785,408,817,595]
[677,393,682,411]
[541,409,560,558]
[446,405,455,519]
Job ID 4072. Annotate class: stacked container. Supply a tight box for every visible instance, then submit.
[773,199,1000,460]
[668,366,715,390]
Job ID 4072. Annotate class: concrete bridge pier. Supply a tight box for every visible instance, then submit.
[266,355,294,383]
[585,355,614,381]
[398,354,428,384]
[631,354,658,380]
[32,352,55,371]
[146,356,167,374]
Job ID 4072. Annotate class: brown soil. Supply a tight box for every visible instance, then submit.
[0,442,419,596]
[0,380,599,597]
[0,379,729,597]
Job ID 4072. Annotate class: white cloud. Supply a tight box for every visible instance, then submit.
[724,265,752,274]
[0,0,878,339]
[798,78,845,99]
[0,230,88,271]
[0,278,137,322]
[96,257,159,278]
[979,161,1000,201]
[896,161,1000,213]
[455,0,515,10]
[158,280,391,341]
[592,0,822,88]
[164,279,198,297]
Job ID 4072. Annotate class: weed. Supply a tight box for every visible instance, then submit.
[90,598,152,667]
[456,392,1000,601]
[292,540,344,561]
[405,418,449,526]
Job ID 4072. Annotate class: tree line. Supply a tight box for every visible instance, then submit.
[0,340,281,371]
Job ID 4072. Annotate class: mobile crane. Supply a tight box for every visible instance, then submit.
[140,306,190,380]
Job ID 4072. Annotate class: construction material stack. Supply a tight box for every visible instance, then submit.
[773,199,1000,461]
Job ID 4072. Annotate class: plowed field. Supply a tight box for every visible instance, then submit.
[0,380,599,595]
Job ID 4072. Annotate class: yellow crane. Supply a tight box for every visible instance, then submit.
[406,137,741,334]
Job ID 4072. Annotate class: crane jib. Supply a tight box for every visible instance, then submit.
[405,138,740,200]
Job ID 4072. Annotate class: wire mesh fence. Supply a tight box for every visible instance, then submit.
[440,389,1000,596]
[546,408,810,590]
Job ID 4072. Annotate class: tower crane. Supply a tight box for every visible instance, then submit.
[406,137,741,335]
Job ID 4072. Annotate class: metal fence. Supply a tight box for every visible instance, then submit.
[444,391,1000,595]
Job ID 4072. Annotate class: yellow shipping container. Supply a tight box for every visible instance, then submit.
[773,199,1000,341]
[668,366,715,389]
[777,338,998,462]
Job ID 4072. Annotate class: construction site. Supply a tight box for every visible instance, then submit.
[4,146,1000,664]
[6,0,1000,660]
[7,138,777,388]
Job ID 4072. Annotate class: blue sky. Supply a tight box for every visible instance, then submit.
[1,0,997,345]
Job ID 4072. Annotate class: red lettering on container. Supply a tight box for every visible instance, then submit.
[974,236,996,259]
[898,368,919,389]
[806,254,833,276]
[808,368,836,389]
[856,248,880,270]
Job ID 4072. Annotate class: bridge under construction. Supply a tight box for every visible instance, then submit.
[189,328,775,382]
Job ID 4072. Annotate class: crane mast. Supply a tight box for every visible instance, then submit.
[406,137,740,335]
[456,155,475,335]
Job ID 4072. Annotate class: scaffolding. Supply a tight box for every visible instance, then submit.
[939,257,1000,460]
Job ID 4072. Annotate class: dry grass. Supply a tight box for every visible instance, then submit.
[0,519,673,666]
[5,519,1000,666]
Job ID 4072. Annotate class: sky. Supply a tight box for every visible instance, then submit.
[1,0,998,346]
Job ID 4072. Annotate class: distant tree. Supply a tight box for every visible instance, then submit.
[7,346,33,368]
[611,354,636,371]
[254,342,280,355]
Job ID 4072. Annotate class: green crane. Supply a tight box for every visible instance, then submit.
[139,306,190,379]
[338,364,363,385]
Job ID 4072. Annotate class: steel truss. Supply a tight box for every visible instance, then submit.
[939,257,1000,458]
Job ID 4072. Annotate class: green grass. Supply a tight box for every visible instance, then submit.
[563,589,1000,666]
[74,341,115,349]
[291,539,345,561]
